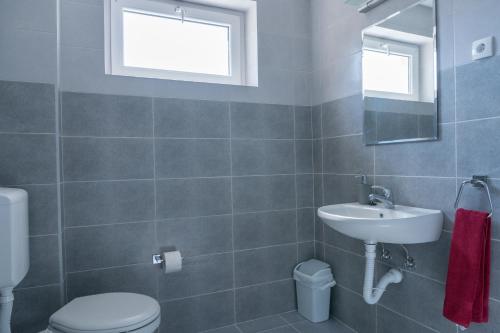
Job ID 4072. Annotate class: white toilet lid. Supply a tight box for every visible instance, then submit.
[49,293,160,333]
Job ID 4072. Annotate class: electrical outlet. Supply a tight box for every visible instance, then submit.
[472,36,494,61]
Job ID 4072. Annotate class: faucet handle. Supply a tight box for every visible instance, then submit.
[371,185,392,199]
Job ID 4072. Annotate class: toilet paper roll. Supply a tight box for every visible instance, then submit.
[162,251,182,274]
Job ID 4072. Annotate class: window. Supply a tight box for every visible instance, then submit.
[362,36,420,101]
[105,0,247,85]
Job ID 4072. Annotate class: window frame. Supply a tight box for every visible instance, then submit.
[105,0,246,85]
[362,36,420,101]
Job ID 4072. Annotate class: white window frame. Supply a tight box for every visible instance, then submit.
[104,0,246,85]
[362,36,420,101]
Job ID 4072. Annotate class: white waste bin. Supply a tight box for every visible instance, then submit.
[293,259,336,323]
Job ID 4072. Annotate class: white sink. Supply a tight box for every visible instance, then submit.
[318,203,443,244]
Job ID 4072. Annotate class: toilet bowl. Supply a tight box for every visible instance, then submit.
[45,293,160,333]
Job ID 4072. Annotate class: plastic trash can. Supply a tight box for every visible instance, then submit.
[293,259,336,323]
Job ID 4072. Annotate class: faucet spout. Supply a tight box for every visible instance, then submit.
[369,186,395,209]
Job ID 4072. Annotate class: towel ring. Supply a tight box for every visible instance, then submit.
[454,176,494,218]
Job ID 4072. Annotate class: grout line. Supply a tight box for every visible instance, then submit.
[377,304,441,333]
[151,97,160,302]
[0,131,56,135]
[228,102,238,325]
[14,283,61,292]
[293,107,299,262]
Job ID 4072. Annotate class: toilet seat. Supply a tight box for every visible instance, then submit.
[47,293,160,333]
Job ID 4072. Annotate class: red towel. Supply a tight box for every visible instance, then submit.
[443,208,491,327]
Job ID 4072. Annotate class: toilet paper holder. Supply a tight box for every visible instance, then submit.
[152,254,164,265]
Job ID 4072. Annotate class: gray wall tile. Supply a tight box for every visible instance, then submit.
[465,299,500,333]
[62,137,154,181]
[156,215,233,258]
[156,139,231,178]
[322,94,363,137]
[156,178,231,218]
[65,222,155,272]
[14,184,58,235]
[0,80,55,133]
[159,253,233,300]
[298,242,315,262]
[66,264,158,300]
[235,244,297,287]
[233,175,296,213]
[161,291,234,333]
[232,139,295,176]
[312,106,322,139]
[323,135,374,174]
[0,133,56,185]
[235,280,296,322]
[324,245,364,294]
[295,106,312,139]
[234,210,297,250]
[18,235,60,288]
[295,140,313,173]
[12,285,61,333]
[231,103,293,139]
[297,208,314,242]
[63,180,155,227]
[154,98,229,138]
[457,118,500,178]
[375,124,455,177]
[61,92,153,137]
[296,174,313,208]
[331,286,376,333]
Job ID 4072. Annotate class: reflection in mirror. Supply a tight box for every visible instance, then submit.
[362,0,437,145]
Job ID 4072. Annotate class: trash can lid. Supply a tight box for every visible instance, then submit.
[296,259,331,276]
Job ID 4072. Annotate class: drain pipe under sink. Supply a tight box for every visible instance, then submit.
[363,243,403,304]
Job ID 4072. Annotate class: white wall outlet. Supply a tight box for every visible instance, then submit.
[472,36,494,61]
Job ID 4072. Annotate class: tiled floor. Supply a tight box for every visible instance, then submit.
[202,311,356,333]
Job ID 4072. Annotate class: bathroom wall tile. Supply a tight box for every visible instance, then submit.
[0,133,56,185]
[314,241,325,261]
[295,106,312,139]
[156,178,231,218]
[331,286,376,333]
[235,279,296,322]
[235,244,297,287]
[324,228,364,256]
[156,215,233,257]
[66,264,158,300]
[0,28,56,84]
[321,94,363,137]
[60,0,103,49]
[156,139,231,178]
[14,184,58,236]
[313,174,323,207]
[230,103,293,139]
[159,253,233,301]
[0,0,56,32]
[375,124,455,177]
[295,140,313,174]
[65,222,155,272]
[61,92,153,137]
[257,0,294,36]
[233,210,296,250]
[297,174,314,208]
[293,71,312,107]
[231,139,295,176]
[378,266,456,333]
[258,33,294,70]
[438,68,455,124]
[324,245,364,294]
[377,306,437,333]
[63,180,154,227]
[232,175,296,213]
[154,98,229,138]
[298,242,315,262]
[297,208,314,242]
[375,176,456,231]
[323,135,374,175]
[292,36,312,72]
[0,80,55,133]
[457,118,500,178]
[312,139,322,173]
[62,137,154,181]
[237,315,288,333]
[12,285,61,333]
[312,105,322,139]
[18,235,60,288]
[323,174,359,206]
[456,56,500,121]
[465,299,500,333]
[161,291,234,333]
[491,240,500,300]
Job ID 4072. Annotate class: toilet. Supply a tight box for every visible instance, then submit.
[46,293,160,333]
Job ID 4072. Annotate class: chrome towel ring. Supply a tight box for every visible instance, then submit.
[454,176,494,218]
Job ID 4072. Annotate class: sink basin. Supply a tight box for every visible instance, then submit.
[317,203,443,244]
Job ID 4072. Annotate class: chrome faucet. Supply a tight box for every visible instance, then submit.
[369,186,395,209]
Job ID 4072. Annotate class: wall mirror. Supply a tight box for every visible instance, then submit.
[362,0,437,145]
